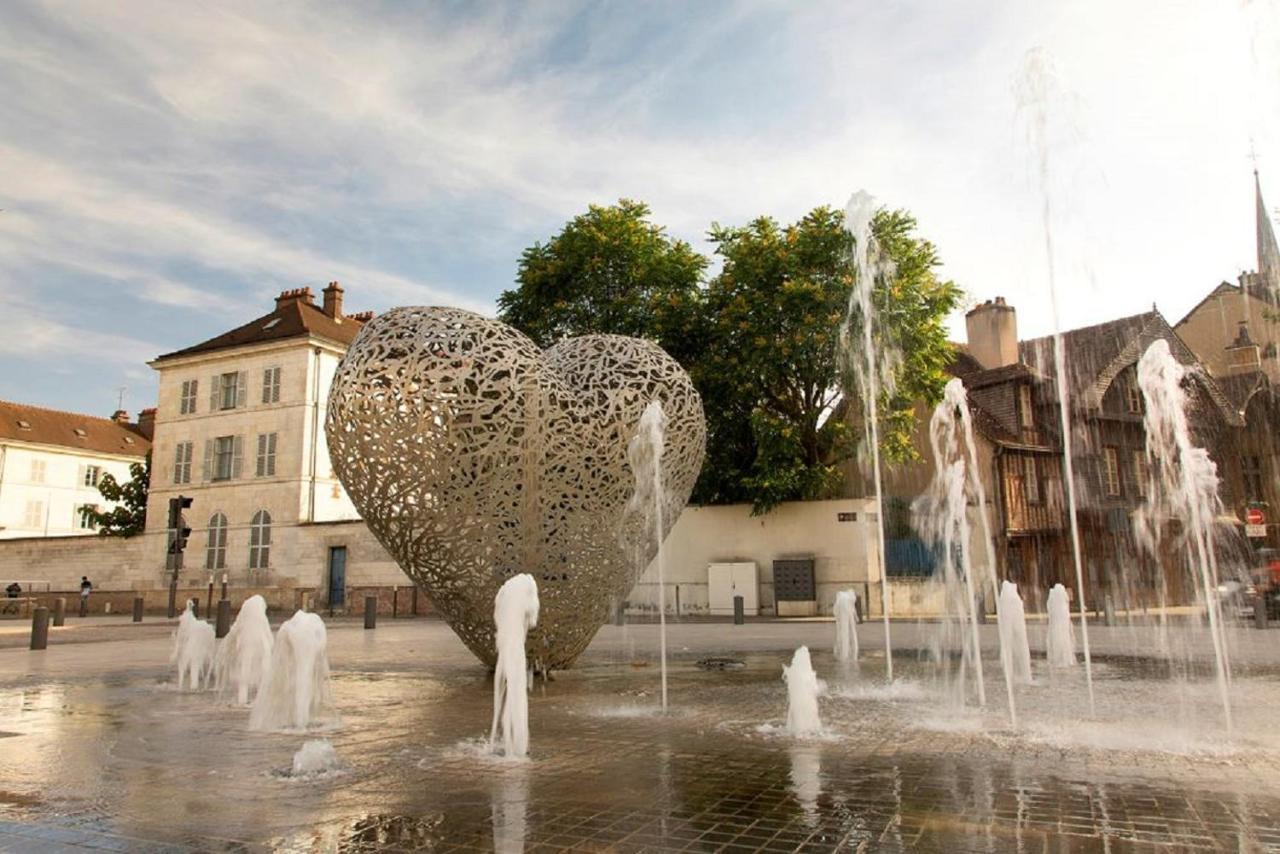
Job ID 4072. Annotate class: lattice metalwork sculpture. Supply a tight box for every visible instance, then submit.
[326,307,706,670]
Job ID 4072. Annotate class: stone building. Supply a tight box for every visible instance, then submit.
[143,282,387,603]
[1175,171,1280,547]
[0,401,151,540]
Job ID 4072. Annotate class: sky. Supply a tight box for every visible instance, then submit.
[1,0,1277,415]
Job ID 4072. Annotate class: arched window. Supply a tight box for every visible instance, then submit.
[205,512,228,570]
[249,510,272,569]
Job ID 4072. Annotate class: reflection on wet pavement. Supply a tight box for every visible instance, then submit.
[2,620,1280,851]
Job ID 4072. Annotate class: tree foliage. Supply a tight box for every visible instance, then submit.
[496,199,708,365]
[498,199,962,516]
[86,453,150,537]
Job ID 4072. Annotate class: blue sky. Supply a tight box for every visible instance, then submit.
[1,0,1277,415]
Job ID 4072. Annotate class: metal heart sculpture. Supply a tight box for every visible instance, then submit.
[325,307,706,670]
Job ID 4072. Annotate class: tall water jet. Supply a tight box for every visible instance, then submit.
[913,378,1018,724]
[1046,583,1077,667]
[489,574,539,758]
[782,646,825,736]
[214,594,274,705]
[842,190,901,681]
[1015,46,1096,711]
[998,581,1033,684]
[171,601,214,691]
[833,589,860,662]
[250,610,333,732]
[1132,339,1233,732]
[627,400,670,710]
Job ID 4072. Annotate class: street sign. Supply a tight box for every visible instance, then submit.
[1246,507,1265,526]
[1247,524,1267,538]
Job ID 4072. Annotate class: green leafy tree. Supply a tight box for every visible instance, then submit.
[86,453,150,537]
[496,199,708,364]
[695,206,961,513]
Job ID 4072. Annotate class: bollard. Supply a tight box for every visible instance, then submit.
[215,599,231,638]
[30,607,49,650]
[1256,596,1269,630]
[392,586,399,619]
[78,597,87,618]
[976,595,987,625]
[613,600,626,626]
[411,585,418,617]
[1103,595,1116,627]
[191,599,199,619]
[53,597,66,627]
[132,597,144,623]
[364,596,377,630]
[733,595,745,625]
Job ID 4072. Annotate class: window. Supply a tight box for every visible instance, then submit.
[29,459,45,484]
[213,371,245,411]
[1244,455,1265,500]
[262,367,281,404]
[77,505,98,530]
[173,441,193,485]
[249,510,272,569]
[1024,456,1040,504]
[1125,379,1142,414]
[83,465,101,487]
[1018,385,1034,429]
[255,432,278,477]
[211,436,238,481]
[180,379,199,415]
[206,512,228,570]
[1132,450,1147,498]
[24,500,44,529]
[1103,447,1121,497]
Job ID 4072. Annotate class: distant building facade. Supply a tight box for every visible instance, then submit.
[144,283,374,592]
[0,401,151,540]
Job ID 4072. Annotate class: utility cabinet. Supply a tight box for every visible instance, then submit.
[773,558,817,617]
[708,562,759,616]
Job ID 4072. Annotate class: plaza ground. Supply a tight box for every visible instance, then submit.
[2,614,1280,851]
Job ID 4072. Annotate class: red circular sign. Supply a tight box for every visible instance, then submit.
[1247,507,1265,526]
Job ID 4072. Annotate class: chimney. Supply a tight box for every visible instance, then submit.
[275,287,314,310]
[135,408,156,441]
[111,409,129,424]
[322,281,344,320]
[1226,320,1262,373]
[965,297,1019,369]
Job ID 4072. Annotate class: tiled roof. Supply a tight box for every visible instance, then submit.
[0,400,150,457]
[154,291,368,362]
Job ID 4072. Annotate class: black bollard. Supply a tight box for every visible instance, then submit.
[733,595,745,625]
[191,599,199,619]
[53,597,65,627]
[411,585,418,617]
[392,586,399,618]
[132,597,144,623]
[364,596,377,630]
[30,607,49,650]
[215,599,231,638]
[1256,596,1269,630]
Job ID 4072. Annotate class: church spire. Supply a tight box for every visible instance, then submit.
[1257,170,1280,298]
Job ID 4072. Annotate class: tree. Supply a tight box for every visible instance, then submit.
[694,206,962,514]
[496,199,708,364]
[86,453,150,537]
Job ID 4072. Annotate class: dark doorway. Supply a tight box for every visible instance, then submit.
[328,546,347,608]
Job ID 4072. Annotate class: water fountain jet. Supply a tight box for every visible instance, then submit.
[833,590,860,662]
[783,646,825,736]
[489,574,539,758]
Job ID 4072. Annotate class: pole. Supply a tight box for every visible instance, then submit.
[733,595,745,625]
[206,575,214,622]
[215,599,231,638]
[132,597,144,623]
[220,573,228,602]
[364,595,377,630]
[392,586,398,619]
[30,607,49,650]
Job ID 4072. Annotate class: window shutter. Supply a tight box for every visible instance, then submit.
[77,464,86,488]
[190,379,199,412]
[202,439,214,482]
[210,376,220,410]
[268,433,277,476]
[232,435,244,479]
[256,433,266,477]
[236,371,248,408]
[173,444,183,484]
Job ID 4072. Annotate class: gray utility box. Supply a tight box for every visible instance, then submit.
[773,558,817,617]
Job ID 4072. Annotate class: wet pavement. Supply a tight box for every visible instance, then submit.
[2,618,1280,851]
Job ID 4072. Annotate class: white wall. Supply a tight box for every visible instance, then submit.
[0,443,140,539]
[626,498,882,617]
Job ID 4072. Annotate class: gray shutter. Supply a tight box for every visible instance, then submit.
[255,433,266,477]
[190,379,199,413]
[76,464,86,488]
[210,376,220,410]
[173,444,183,485]
[231,435,244,479]
[236,371,248,408]
[202,439,213,482]
[268,433,277,476]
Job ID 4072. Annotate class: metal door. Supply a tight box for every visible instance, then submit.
[328,546,347,606]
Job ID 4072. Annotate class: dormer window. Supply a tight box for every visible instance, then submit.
[1125,379,1142,414]
[1018,385,1034,429]
[16,419,30,430]
[73,428,87,438]
[263,318,281,330]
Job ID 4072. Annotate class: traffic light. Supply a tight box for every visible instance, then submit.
[167,496,193,554]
